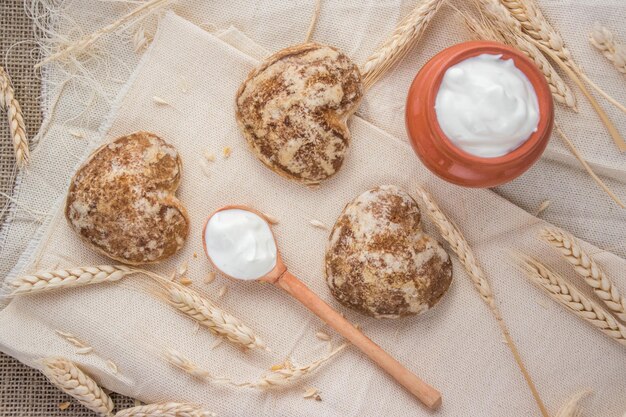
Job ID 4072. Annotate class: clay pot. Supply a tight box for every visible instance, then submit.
[405,41,554,188]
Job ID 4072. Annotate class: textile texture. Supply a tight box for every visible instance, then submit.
[1,1,625,416]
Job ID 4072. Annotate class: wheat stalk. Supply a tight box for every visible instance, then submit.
[164,344,346,389]
[520,257,626,347]
[304,0,322,43]
[40,357,114,416]
[146,274,266,350]
[254,343,347,388]
[413,186,550,417]
[555,390,592,417]
[590,24,626,75]
[466,2,576,110]
[8,265,134,296]
[360,0,446,90]
[540,227,626,322]
[35,0,172,68]
[554,124,625,209]
[0,66,29,167]
[499,0,626,149]
[114,402,216,417]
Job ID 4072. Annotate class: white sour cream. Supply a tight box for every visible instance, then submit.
[435,53,540,158]
[205,209,277,280]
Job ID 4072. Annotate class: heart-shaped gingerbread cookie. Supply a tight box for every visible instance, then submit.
[325,185,453,318]
[235,43,363,184]
[65,131,189,265]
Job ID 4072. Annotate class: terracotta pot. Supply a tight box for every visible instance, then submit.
[405,41,554,188]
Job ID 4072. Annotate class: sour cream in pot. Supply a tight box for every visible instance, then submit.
[204,209,277,280]
[435,53,540,158]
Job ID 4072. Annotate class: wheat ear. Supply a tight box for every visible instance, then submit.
[465,2,576,110]
[499,0,576,69]
[500,0,626,146]
[360,0,445,90]
[40,357,114,416]
[8,265,134,296]
[520,257,626,347]
[0,66,29,167]
[114,402,216,417]
[35,0,171,68]
[144,273,266,350]
[590,24,626,75]
[540,227,626,322]
[413,186,549,417]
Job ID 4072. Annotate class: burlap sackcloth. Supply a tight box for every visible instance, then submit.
[1,12,625,416]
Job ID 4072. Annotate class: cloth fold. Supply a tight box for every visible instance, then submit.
[1,14,624,416]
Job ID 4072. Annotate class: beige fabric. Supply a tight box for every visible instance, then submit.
[1,13,625,417]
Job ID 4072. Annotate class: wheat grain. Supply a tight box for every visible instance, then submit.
[315,331,330,341]
[58,401,71,410]
[0,66,29,167]
[223,146,232,158]
[466,2,577,110]
[218,285,227,298]
[541,227,626,322]
[361,0,445,90]
[153,96,169,106]
[204,272,216,284]
[35,0,172,68]
[309,219,329,230]
[9,265,134,296]
[55,330,89,349]
[303,387,319,398]
[150,276,266,350]
[413,185,549,417]
[520,257,626,346]
[40,357,114,416]
[179,277,192,286]
[106,360,119,374]
[164,349,211,380]
[114,402,216,417]
[590,24,626,75]
[69,130,86,139]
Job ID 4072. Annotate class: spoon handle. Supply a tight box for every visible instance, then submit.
[275,271,442,409]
